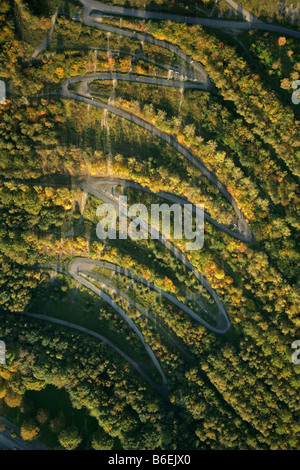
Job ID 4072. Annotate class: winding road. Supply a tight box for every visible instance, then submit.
[61,73,254,244]
[21,0,293,393]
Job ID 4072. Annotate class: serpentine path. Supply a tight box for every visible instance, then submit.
[61,74,254,244]
[53,1,254,244]
[24,0,280,393]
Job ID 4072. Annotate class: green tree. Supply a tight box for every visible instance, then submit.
[58,427,82,450]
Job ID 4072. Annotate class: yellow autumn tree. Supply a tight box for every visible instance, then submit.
[278,37,286,47]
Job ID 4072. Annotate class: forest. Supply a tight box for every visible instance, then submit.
[0,0,299,450]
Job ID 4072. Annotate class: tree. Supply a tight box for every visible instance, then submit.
[20,420,40,441]
[278,37,286,47]
[36,408,49,425]
[58,427,82,450]
[4,390,23,408]
[92,429,114,450]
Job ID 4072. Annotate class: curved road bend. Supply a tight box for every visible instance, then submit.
[84,0,300,39]
[28,2,212,87]
[67,260,168,387]
[51,45,203,82]
[81,72,210,90]
[90,176,254,242]
[80,17,212,86]
[69,259,231,335]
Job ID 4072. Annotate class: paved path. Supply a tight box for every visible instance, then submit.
[0,417,49,450]
[83,0,300,38]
